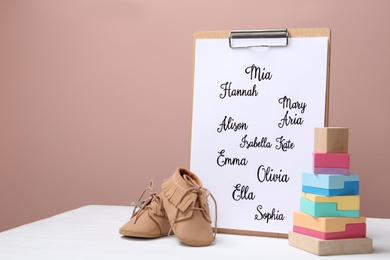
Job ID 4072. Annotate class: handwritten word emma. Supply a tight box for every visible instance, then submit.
[217,149,248,167]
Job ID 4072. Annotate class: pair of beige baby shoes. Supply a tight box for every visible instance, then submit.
[119,168,217,247]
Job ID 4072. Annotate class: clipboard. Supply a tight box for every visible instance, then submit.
[190,28,331,238]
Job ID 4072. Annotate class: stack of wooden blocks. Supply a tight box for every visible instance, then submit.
[288,127,373,256]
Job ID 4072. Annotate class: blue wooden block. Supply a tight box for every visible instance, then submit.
[300,198,360,217]
[302,181,359,196]
[302,172,359,190]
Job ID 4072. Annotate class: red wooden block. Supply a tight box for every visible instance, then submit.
[293,223,366,240]
[313,152,350,168]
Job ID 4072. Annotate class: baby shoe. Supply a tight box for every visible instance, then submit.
[119,180,171,238]
[161,168,217,246]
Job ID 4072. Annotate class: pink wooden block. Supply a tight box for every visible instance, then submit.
[313,167,350,175]
[313,152,350,168]
[293,223,366,240]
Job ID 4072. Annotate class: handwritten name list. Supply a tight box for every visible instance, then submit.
[216,63,309,223]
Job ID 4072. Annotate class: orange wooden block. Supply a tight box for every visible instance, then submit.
[293,211,366,233]
[314,127,349,153]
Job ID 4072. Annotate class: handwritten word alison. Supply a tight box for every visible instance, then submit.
[217,116,248,133]
[254,205,285,223]
[219,82,258,99]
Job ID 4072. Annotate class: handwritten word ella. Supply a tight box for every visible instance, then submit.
[257,165,290,183]
[239,135,272,149]
[217,149,248,167]
[254,205,285,223]
[217,116,248,133]
[219,82,258,99]
[278,96,307,113]
[232,183,256,201]
[245,64,273,82]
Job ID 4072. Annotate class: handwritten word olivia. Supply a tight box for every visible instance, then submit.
[254,205,285,223]
[245,64,273,81]
[232,183,256,201]
[257,165,290,183]
[217,116,248,133]
[219,82,258,99]
[239,135,272,149]
[217,149,248,167]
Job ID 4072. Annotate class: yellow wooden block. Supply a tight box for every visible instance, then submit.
[301,193,360,210]
[288,231,373,256]
[314,127,349,153]
[293,211,366,232]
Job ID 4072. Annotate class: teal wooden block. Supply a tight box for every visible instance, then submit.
[300,198,360,217]
[302,172,359,190]
[302,181,359,196]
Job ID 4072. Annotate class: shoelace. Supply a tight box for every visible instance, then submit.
[167,174,218,240]
[130,180,161,224]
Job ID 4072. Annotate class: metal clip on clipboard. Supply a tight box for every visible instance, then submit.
[229,29,289,48]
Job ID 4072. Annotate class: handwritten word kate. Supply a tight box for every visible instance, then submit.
[254,205,285,223]
[245,64,273,81]
[257,165,290,183]
[217,116,248,133]
[239,135,272,149]
[219,82,258,99]
[232,183,256,201]
[217,149,248,167]
[275,136,295,151]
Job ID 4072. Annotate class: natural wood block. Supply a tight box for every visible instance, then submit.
[300,198,360,217]
[293,211,366,232]
[293,223,366,240]
[288,231,373,256]
[314,127,349,153]
[313,152,350,168]
[302,172,359,190]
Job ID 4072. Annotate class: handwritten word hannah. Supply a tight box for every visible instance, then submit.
[219,82,258,99]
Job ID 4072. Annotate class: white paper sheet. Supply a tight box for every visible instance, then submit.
[190,37,328,234]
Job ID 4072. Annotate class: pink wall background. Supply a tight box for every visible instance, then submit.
[1,0,389,231]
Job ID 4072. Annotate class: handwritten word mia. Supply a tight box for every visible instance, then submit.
[245,64,273,81]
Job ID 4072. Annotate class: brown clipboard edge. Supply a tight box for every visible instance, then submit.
[191,28,331,238]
